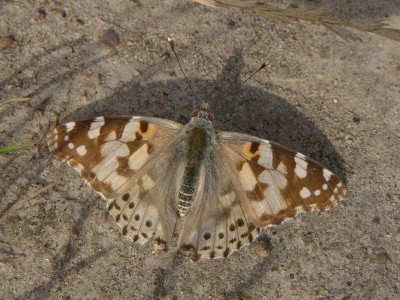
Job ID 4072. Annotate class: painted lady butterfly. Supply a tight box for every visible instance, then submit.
[48,101,345,261]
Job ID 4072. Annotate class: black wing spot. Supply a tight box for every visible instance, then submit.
[122,193,130,201]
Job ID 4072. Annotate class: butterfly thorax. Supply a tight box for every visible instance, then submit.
[177,106,215,217]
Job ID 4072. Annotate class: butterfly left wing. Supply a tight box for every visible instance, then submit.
[48,116,184,246]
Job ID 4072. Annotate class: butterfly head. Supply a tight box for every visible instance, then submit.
[191,101,214,123]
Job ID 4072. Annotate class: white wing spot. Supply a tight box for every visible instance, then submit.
[105,131,117,142]
[64,135,69,141]
[277,162,288,175]
[270,170,288,189]
[314,189,321,196]
[294,157,308,179]
[68,143,74,149]
[120,121,140,142]
[115,143,129,157]
[259,170,287,212]
[68,161,84,172]
[141,174,156,191]
[257,143,273,169]
[129,144,149,171]
[65,122,75,133]
[106,173,127,191]
[101,141,122,157]
[88,116,105,139]
[218,191,236,209]
[323,183,328,190]
[52,134,58,145]
[92,157,118,181]
[300,187,311,199]
[100,141,129,158]
[76,145,87,156]
[295,152,306,159]
[323,168,332,181]
[238,162,258,191]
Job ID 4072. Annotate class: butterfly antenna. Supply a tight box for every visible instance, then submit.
[217,62,266,111]
[168,38,200,107]
[236,62,266,91]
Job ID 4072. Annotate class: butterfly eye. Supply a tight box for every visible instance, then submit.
[208,113,214,122]
[191,110,198,118]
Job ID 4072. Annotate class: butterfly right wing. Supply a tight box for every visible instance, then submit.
[48,116,184,246]
[177,130,346,261]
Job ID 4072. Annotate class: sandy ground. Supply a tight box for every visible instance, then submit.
[0,0,399,299]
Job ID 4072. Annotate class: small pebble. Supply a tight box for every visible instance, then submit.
[54,9,67,18]
[255,239,270,257]
[332,98,338,104]
[35,8,46,21]
[308,134,318,144]
[0,36,14,49]
[102,29,120,46]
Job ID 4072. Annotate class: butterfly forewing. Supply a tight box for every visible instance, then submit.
[48,116,183,198]
[217,131,346,227]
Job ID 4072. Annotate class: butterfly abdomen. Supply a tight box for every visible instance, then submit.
[177,126,210,216]
[178,166,199,216]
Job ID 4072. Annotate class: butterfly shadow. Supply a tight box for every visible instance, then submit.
[57,49,347,297]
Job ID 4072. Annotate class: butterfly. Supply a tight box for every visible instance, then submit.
[47,101,345,261]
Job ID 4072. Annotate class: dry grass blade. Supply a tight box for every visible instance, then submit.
[193,0,400,42]
[0,97,30,105]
